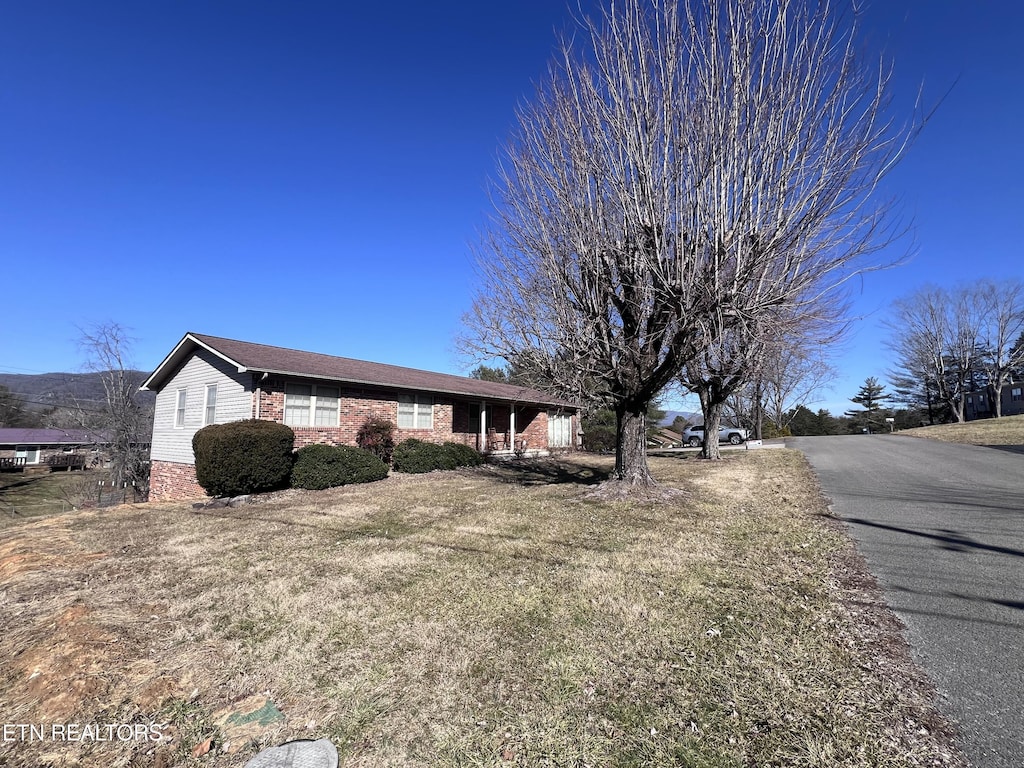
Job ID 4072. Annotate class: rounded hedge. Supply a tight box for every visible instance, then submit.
[392,439,482,474]
[442,441,484,467]
[193,420,295,497]
[290,444,389,490]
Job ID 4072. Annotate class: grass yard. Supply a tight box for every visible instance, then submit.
[897,413,1024,447]
[0,469,106,530]
[0,452,963,767]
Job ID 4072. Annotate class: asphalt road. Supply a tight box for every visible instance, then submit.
[791,435,1024,768]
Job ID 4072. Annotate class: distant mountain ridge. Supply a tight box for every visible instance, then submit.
[659,410,702,427]
[0,371,154,412]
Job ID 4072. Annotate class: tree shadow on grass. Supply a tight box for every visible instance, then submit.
[478,458,611,487]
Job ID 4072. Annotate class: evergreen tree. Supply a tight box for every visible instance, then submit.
[844,377,890,433]
[469,365,512,383]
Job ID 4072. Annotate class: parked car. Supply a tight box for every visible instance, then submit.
[681,424,748,447]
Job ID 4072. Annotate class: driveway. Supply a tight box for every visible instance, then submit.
[791,435,1024,768]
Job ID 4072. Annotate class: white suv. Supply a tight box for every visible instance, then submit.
[681,424,748,447]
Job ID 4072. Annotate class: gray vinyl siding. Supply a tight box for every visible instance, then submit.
[150,349,252,463]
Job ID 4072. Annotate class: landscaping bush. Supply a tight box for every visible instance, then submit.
[193,420,294,497]
[356,416,396,464]
[442,441,484,467]
[392,439,483,473]
[290,444,389,490]
[392,439,453,474]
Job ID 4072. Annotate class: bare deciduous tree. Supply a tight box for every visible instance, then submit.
[889,279,1024,421]
[976,279,1024,417]
[462,0,913,492]
[683,305,841,456]
[78,322,152,495]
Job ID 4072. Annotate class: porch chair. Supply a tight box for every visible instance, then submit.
[487,428,508,451]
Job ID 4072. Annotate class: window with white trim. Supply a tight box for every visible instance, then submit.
[203,384,218,426]
[397,394,432,429]
[15,446,40,464]
[285,383,340,427]
[175,389,187,428]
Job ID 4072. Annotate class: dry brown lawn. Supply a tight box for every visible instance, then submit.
[0,452,965,767]
[897,413,1024,447]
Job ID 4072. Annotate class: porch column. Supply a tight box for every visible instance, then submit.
[509,407,516,449]
[479,401,487,451]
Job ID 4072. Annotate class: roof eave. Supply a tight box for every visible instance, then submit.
[140,333,248,392]
[249,367,573,408]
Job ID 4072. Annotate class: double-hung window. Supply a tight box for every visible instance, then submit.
[285,383,339,427]
[203,384,218,426]
[1013,387,1023,402]
[397,394,432,429]
[174,389,187,428]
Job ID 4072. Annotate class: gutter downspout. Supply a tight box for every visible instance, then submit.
[255,372,269,419]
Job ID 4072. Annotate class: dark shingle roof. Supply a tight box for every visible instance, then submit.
[142,333,575,408]
[0,428,107,446]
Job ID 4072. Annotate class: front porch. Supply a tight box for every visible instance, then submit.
[451,400,569,458]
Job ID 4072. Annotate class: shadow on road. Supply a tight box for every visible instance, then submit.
[846,517,1024,559]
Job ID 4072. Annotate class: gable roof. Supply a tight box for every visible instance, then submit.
[141,333,576,408]
[0,428,108,446]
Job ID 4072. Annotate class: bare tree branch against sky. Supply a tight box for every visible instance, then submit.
[0,1,1021,417]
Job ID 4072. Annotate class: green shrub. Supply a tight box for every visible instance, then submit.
[356,416,396,464]
[442,441,484,467]
[193,420,294,497]
[290,444,389,490]
[392,439,483,473]
[392,439,453,474]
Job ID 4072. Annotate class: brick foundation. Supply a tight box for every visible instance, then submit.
[149,460,207,501]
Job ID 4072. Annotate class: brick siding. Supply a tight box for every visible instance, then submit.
[149,460,207,501]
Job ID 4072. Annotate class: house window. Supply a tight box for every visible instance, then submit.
[203,384,218,426]
[285,383,339,427]
[398,394,432,429]
[1013,387,1023,402]
[175,389,187,428]
[15,446,40,464]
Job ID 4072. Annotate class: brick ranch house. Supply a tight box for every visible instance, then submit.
[141,333,580,500]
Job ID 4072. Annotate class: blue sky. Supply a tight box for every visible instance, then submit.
[1,1,1021,417]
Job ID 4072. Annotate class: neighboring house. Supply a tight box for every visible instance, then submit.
[0,428,107,471]
[648,428,682,448]
[965,380,1024,420]
[141,333,580,500]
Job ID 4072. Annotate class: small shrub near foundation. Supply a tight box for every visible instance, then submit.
[442,441,484,467]
[356,416,397,464]
[392,439,481,474]
[290,444,389,490]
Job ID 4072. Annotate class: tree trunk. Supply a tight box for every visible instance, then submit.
[752,376,764,441]
[698,391,724,460]
[615,403,655,486]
